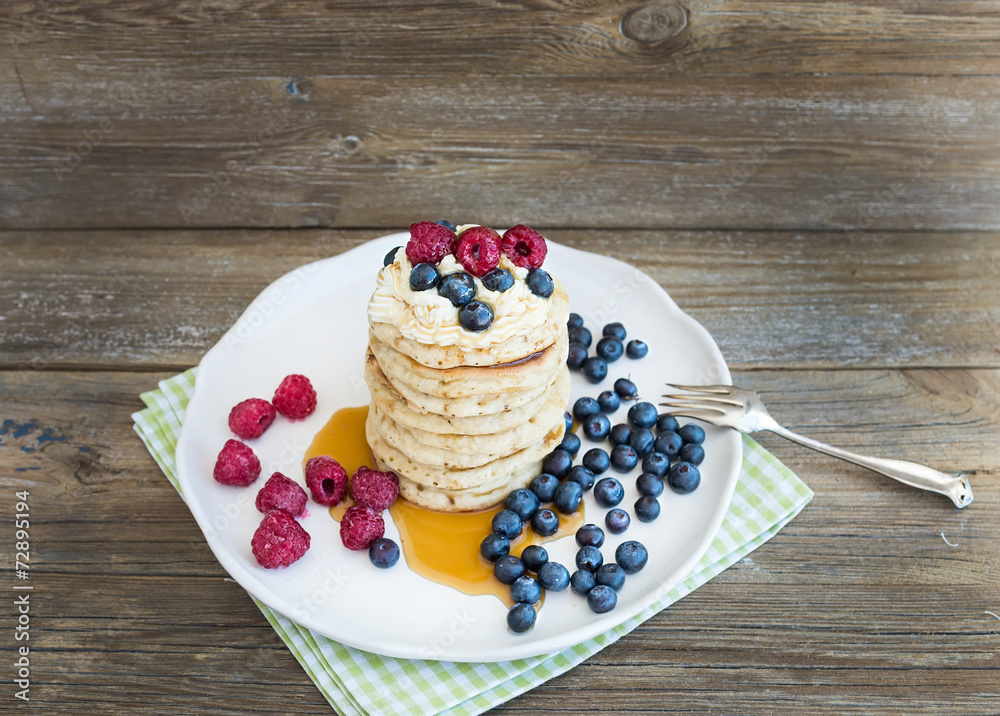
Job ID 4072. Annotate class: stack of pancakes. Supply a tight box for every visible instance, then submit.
[365,285,571,511]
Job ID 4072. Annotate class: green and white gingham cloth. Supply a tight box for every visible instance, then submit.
[133,368,812,716]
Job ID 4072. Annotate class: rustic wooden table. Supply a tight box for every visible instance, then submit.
[2,2,998,714]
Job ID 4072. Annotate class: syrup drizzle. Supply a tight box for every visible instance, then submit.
[305,406,583,606]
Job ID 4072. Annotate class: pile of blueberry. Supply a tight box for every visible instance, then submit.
[566,317,648,384]
[483,314,709,634]
[570,525,648,614]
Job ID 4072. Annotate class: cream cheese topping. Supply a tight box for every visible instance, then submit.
[368,248,551,349]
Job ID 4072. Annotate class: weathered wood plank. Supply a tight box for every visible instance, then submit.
[3,0,999,78]
[3,369,997,714]
[2,230,998,370]
[1,74,996,230]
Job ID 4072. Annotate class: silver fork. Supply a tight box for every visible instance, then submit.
[661,384,974,509]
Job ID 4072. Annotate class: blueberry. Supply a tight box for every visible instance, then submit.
[610,445,638,473]
[537,561,570,592]
[559,432,581,457]
[531,508,560,536]
[563,411,574,433]
[575,523,605,548]
[626,339,648,359]
[481,267,514,292]
[594,477,624,508]
[679,443,705,466]
[527,268,554,298]
[587,584,618,613]
[567,342,588,370]
[569,326,592,348]
[494,555,526,584]
[529,473,559,502]
[636,471,665,497]
[595,563,626,591]
[409,262,441,291]
[575,545,604,572]
[604,507,632,535]
[510,575,542,604]
[437,272,476,307]
[553,481,583,514]
[506,602,536,632]
[595,336,624,363]
[504,489,540,522]
[614,378,639,401]
[628,402,658,429]
[635,496,660,522]
[521,545,548,572]
[383,246,401,266]
[435,219,456,231]
[458,300,494,331]
[582,357,608,384]
[542,449,573,478]
[582,413,611,441]
[605,508,630,534]
[573,396,600,421]
[492,509,523,539]
[480,533,510,562]
[641,451,670,477]
[567,465,596,491]
[615,540,648,574]
[567,313,584,329]
[667,462,701,494]
[679,423,706,445]
[368,537,400,568]
[609,423,632,447]
[655,413,680,434]
[653,431,683,458]
[629,428,655,456]
[603,322,626,341]
[597,390,621,413]
[571,569,597,595]
[582,448,610,475]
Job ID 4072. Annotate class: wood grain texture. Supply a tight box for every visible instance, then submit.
[2,369,997,715]
[2,5,998,231]
[2,229,998,370]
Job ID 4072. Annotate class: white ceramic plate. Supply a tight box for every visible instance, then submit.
[175,233,741,662]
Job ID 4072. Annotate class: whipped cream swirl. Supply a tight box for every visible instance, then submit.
[368,251,551,349]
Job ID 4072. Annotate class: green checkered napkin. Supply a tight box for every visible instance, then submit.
[133,369,812,716]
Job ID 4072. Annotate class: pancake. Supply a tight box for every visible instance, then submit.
[365,357,569,436]
[369,329,568,399]
[366,409,565,491]
[369,283,569,369]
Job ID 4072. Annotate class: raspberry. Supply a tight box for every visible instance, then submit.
[340,505,385,551]
[304,455,348,506]
[272,374,317,420]
[251,510,311,568]
[350,467,399,511]
[456,226,502,277]
[213,439,261,486]
[501,225,547,269]
[255,472,308,517]
[405,221,457,265]
[228,398,277,439]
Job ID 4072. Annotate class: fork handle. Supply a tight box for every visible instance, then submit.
[766,423,973,508]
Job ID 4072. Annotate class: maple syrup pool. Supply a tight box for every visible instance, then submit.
[305,406,583,606]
